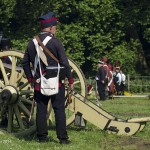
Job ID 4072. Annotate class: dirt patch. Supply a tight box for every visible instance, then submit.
[120,137,150,150]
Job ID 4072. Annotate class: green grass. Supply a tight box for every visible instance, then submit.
[0,97,150,150]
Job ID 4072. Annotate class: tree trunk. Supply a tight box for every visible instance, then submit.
[127,24,149,75]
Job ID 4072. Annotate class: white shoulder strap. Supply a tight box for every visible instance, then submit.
[43,36,52,46]
[33,36,52,75]
[33,39,40,74]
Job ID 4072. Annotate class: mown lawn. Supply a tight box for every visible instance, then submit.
[0,97,150,150]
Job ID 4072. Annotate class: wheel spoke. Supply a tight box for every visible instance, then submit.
[14,105,25,129]
[0,102,7,116]
[47,101,52,120]
[16,70,24,83]
[19,82,30,90]
[19,96,33,105]
[0,60,9,85]
[74,80,80,85]
[10,56,16,85]
[7,105,13,132]
[20,90,33,96]
[0,80,4,88]
[18,101,31,117]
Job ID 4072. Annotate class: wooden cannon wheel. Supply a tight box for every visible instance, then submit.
[61,58,87,126]
[0,50,36,136]
[0,50,87,135]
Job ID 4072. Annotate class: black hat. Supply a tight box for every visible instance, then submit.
[0,38,11,50]
[0,32,11,51]
[39,12,58,29]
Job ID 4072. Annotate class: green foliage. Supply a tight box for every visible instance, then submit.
[57,23,87,66]
[0,0,150,76]
[129,76,150,93]
[0,0,16,33]
[12,39,29,51]
[106,40,138,74]
[144,28,150,42]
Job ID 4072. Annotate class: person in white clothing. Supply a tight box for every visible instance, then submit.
[113,67,122,95]
[120,70,126,95]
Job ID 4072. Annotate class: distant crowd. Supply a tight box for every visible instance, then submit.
[88,57,126,102]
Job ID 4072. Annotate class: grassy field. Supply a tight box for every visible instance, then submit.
[0,97,150,150]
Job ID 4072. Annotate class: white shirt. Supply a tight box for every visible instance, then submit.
[116,72,122,85]
[121,73,126,82]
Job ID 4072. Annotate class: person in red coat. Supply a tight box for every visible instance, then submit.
[101,57,114,97]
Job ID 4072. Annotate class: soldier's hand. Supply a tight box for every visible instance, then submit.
[69,83,74,91]
[101,80,104,84]
[30,82,34,89]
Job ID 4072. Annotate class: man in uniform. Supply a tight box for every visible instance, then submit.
[95,60,106,101]
[22,11,74,144]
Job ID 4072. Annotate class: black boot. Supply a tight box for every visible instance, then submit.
[59,139,71,144]
[38,136,51,143]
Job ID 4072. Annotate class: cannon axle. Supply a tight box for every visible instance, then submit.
[1,86,19,105]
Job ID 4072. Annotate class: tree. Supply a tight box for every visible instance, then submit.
[0,0,150,76]
[116,0,150,74]
[0,0,16,33]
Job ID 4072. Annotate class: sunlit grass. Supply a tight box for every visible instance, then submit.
[0,97,150,150]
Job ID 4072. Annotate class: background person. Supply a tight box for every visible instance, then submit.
[101,57,109,90]
[0,32,12,64]
[101,57,114,98]
[120,70,126,95]
[95,60,106,102]
[22,11,74,144]
[107,63,115,97]
[113,67,122,95]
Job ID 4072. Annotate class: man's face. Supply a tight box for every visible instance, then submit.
[50,26,57,34]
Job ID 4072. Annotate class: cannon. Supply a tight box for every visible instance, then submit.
[0,50,150,137]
